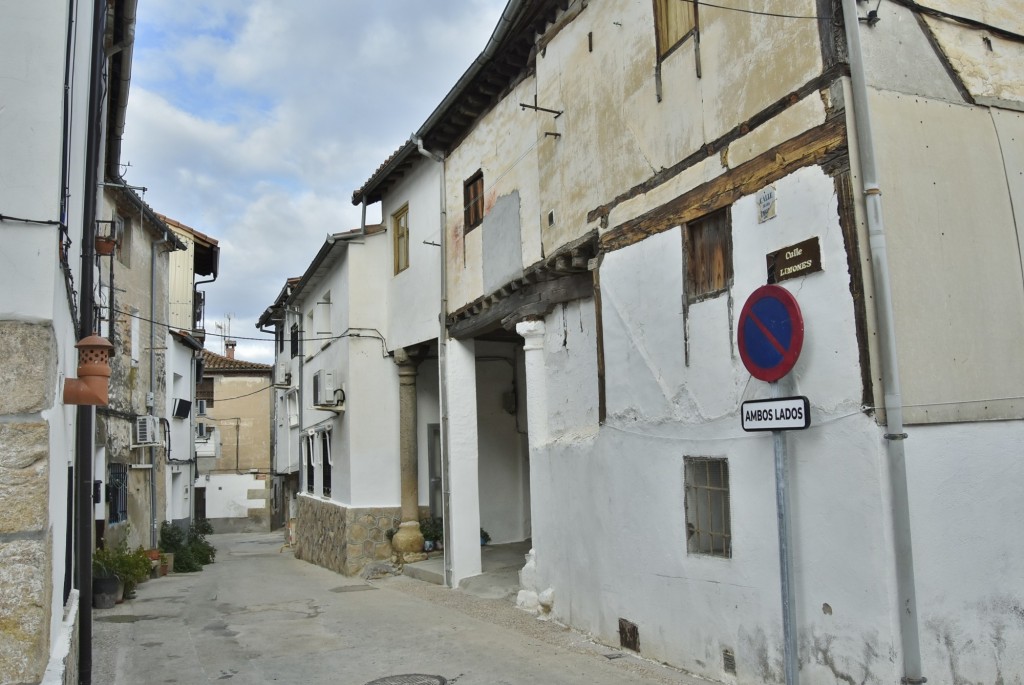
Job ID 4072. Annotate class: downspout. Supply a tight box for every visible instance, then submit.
[60,0,78,608]
[414,136,451,586]
[840,2,925,682]
[78,2,108,682]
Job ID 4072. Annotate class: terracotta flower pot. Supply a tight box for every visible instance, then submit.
[95,237,116,255]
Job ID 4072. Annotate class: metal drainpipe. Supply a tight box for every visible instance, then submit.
[840,2,925,682]
[60,0,78,608]
[414,136,451,586]
[77,2,109,682]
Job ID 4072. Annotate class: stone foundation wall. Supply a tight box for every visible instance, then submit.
[293,497,401,576]
[0,322,55,684]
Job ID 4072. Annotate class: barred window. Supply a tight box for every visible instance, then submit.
[320,430,332,498]
[108,463,128,524]
[304,434,315,494]
[685,457,731,557]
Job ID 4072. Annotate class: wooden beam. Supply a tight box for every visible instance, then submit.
[448,273,593,340]
[588,65,848,225]
[600,116,847,253]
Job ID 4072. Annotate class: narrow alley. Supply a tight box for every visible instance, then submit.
[92,533,705,685]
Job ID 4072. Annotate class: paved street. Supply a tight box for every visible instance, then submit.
[92,533,705,685]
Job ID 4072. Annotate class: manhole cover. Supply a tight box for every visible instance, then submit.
[364,676,446,685]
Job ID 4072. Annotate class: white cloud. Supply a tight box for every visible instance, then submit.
[122,1,504,363]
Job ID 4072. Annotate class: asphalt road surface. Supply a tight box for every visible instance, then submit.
[91,532,706,685]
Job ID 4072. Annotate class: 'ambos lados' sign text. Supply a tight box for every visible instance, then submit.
[741,396,811,432]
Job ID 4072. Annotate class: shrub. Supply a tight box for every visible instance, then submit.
[159,519,216,572]
[419,517,444,543]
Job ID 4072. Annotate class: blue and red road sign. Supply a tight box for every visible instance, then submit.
[737,285,804,382]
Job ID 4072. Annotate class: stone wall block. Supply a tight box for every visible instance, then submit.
[294,497,399,576]
[0,422,49,534]
[0,323,55,415]
[0,539,49,684]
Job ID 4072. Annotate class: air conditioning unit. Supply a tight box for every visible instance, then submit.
[313,370,345,413]
[134,415,159,446]
[273,358,291,388]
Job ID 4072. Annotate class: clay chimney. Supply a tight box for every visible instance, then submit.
[225,339,236,359]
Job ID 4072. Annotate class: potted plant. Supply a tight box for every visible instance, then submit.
[419,517,444,551]
[105,542,151,599]
[92,547,119,609]
[95,235,117,255]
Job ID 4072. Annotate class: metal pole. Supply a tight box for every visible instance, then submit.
[772,381,799,685]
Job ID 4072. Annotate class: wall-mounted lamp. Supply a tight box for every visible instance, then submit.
[63,334,114,405]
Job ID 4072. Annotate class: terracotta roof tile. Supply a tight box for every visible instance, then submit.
[201,349,271,374]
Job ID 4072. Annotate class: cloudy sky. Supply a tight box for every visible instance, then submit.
[122,1,505,363]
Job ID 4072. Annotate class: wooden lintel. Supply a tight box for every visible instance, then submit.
[448,273,593,340]
[600,116,847,253]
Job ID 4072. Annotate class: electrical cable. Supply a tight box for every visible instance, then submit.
[690,0,820,21]
[0,213,64,226]
[887,0,1024,43]
[111,306,388,350]
[209,385,272,402]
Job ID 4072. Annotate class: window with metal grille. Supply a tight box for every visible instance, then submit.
[653,0,696,59]
[685,457,731,557]
[196,378,214,408]
[304,434,315,494]
[464,170,484,232]
[393,204,410,274]
[320,430,332,498]
[290,323,300,358]
[107,463,128,523]
[685,207,732,303]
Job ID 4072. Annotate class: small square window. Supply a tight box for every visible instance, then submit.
[685,457,731,557]
[464,170,484,233]
[393,204,410,274]
[685,207,732,303]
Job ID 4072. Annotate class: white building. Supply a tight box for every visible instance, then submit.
[389,0,1024,683]
[0,1,162,681]
[265,226,409,575]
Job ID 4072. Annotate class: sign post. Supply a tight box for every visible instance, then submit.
[738,285,804,685]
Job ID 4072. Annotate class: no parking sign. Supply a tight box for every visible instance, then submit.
[737,285,804,382]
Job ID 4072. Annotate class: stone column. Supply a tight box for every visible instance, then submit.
[390,348,424,562]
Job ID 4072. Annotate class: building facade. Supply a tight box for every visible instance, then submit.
[380,0,1024,683]
[195,347,273,533]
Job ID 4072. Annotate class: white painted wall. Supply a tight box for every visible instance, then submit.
[199,473,261,520]
[1,0,95,664]
[474,341,529,544]
[530,166,903,683]
[415,357,441,508]
[166,334,195,522]
[445,337,482,585]
[384,158,442,350]
[905,420,1024,683]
